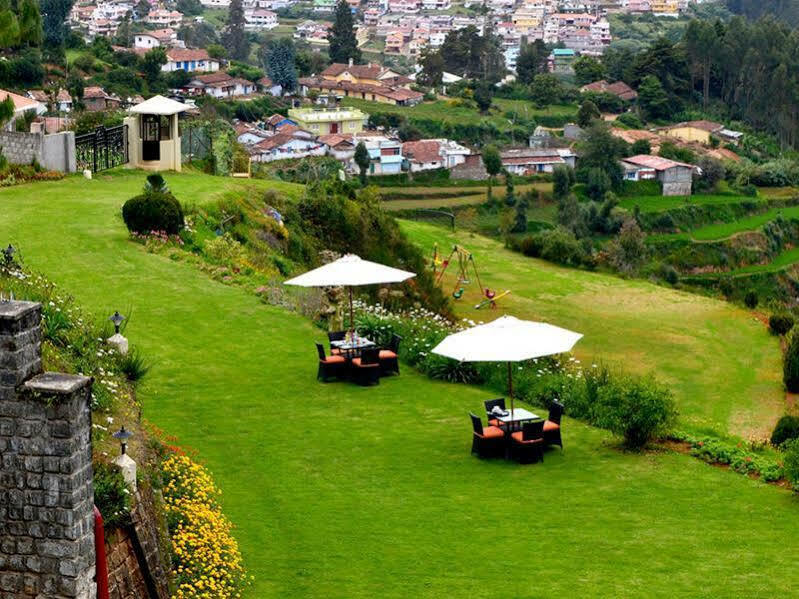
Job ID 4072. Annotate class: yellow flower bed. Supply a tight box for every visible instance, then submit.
[162,454,251,599]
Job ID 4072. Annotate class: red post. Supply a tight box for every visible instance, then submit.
[94,505,110,599]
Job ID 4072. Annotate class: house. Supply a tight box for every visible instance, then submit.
[550,48,576,74]
[621,154,696,196]
[248,132,327,162]
[234,122,270,145]
[401,139,471,171]
[258,77,283,97]
[658,120,725,145]
[580,80,638,101]
[356,134,404,175]
[163,49,220,73]
[319,62,403,86]
[0,90,44,130]
[27,89,73,113]
[146,9,184,27]
[244,9,278,29]
[610,128,661,152]
[265,113,297,132]
[451,153,488,180]
[288,106,368,135]
[298,77,424,106]
[82,87,121,112]
[134,29,178,49]
[187,72,256,98]
[318,133,356,162]
[500,148,576,174]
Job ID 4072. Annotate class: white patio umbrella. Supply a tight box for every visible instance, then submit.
[432,316,583,417]
[284,254,416,331]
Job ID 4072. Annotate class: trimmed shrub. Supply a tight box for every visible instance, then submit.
[592,375,677,449]
[93,462,131,528]
[783,332,799,393]
[122,191,184,234]
[783,438,799,491]
[771,415,799,447]
[769,313,795,336]
[744,290,758,309]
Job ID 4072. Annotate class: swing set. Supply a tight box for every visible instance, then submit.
[431,244,511,309]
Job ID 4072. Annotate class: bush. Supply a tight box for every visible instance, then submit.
[769,313,795,336]
[93,462,131,529]
[771,415,799,447]
[615,112,644,129]
[783,439,799,491]
[122,191,184,235]
[744,290,758,309]
[783,332,799,392]
[592,375,677,449]
[116,347,151,382]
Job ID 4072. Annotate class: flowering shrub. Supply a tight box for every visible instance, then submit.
[131,230,185,253]
[162,454,250,599]
[674,432,784,483]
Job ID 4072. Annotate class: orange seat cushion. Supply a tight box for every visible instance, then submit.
[321,355,346,364]
[488,419,503,427]
[511,431,543,444]
[352,357,378,367]
[477,426,504,439]
[379,350,398,359]
[330,348,342,355]
[543,420,560,432]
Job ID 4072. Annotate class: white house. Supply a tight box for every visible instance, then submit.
[162,49,220,73]
[0,90,44,130]
[146,9,184,27]
[249,133,327,162]
[244,9,278,29]
[200,0,231,6]
[234,122,270,145]
[188,73,256,98]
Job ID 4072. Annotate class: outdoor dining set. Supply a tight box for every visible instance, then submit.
[471,399,564,464]
[316,331,401,386]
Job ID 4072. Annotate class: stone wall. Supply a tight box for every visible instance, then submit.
[0,301,96,598]
[451,154,488,181]
[0,131,76,173]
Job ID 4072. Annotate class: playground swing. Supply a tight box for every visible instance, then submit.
[431,243,510,309]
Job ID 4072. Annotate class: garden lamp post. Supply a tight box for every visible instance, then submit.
[112,425,133,455]
[109,311,125,335]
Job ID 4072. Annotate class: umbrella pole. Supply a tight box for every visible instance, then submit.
[507,361,514,426]
[349,287,354,335]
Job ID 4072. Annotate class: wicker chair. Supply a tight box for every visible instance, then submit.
[510,420,545,464]
[484,398,506,428]
[544,400,564,449]
[352,347,381,386]
[470,413,505,458]
[379,334,402,376]
[316,343,346,382]
[328,330,346,355]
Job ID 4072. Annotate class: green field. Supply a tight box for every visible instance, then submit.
[651,205,799,243]
[401,220,784,437]
[619,193,769,213]
[4,171,799,597]
[380,182,552,212]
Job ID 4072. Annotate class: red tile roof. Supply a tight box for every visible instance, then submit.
[623,154,695,171]
[402,140,441,164]
[321,62,384,80]
[580,79,638,101]
[166,48,211,62]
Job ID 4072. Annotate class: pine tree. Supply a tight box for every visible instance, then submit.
[354,142,370,184]
[40,0,72,49]
[329,0,361,64]
[263,38,297,92]
[223,0,249,61]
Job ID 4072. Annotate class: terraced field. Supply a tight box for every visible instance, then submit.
[380,182,551,211]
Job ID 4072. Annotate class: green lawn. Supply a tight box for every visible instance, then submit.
[651,205,799,243]
[380,183,552,212]
[619,193,768,213]
[401,220,784,438]
[3,171,799,597]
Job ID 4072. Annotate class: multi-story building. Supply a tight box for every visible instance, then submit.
[288,107,368,136]
[145,9,184,27]
[244,9,278,29]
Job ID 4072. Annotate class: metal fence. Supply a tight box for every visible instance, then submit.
[75,125,128,173]
[181,124,212,163]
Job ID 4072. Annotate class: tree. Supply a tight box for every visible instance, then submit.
[223,0,249,62]
[529,73,563,107]
[40,0,72,50]
[504,173,515,206]
[262,38,297,92]
[113,12,132,47]
[607,218,648,275]
[553,165,571,200]
[17,0,42,47]
[0,96,14,128]
[439,26,504,82]
[512,191,530,233]
[176,0,203,16]
[141,47,167,89]
[207,43,225,60]
[66,71,84,106]
[577,122,627,189]
[577,100,601,128]
[573,56,605,86]
[637,75,672,121]
[329,0,360,64]
[482,145,502,202]
[418,48,444,88]
[473,82,493,113]
[630,139,651,155]
[296,50,330,77]
[683,19,719,109]
[515,39,547,85]
[179,22,219,49]
[586,167,611,202]
[354,142,370,184]
[134,0,150,20]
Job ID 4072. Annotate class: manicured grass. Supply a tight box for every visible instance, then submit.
[619,193,767,213]
[4,171,799,597]
[401,220,784,437]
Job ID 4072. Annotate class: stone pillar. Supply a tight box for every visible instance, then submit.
[0,301,96,599]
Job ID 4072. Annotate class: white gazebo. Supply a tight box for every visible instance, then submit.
[125,95,189,172]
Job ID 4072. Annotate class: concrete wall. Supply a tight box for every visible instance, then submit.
[0,131,76,173]
[0,301,96,599]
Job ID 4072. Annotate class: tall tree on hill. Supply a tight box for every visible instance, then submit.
[683,19,720,109]
[141,47,167,91]
[418,47,444,88]
[40,0,72,50]
[134,0,150,20]
[480,18,506,84]
[573,55,605,86]
[354,142,370,184]
[262,38,298,93]
[637,75,672,121]
[482,144,502,203]
[515,38,546,85]
[329,0,361,64]
[223,0,250,62]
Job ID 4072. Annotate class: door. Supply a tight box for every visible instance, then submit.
[142,115,161,161]
[330,122,339,134]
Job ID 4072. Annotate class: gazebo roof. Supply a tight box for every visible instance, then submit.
[129,95,189,116]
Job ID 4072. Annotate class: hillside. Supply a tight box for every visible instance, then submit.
[3,171,799,597]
